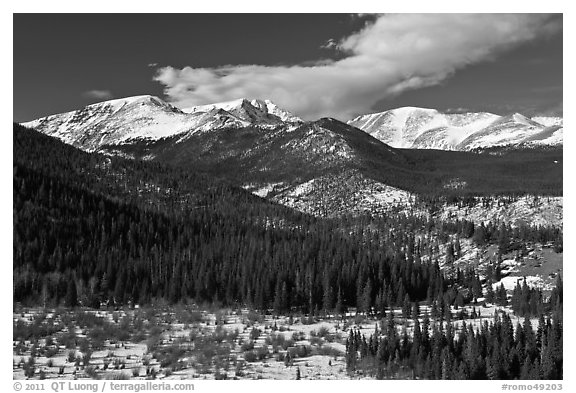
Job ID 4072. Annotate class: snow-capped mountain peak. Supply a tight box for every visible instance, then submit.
[20,95,303,152]
[348,107,563,151]
[182,98,302,124]
[21,94,562,155]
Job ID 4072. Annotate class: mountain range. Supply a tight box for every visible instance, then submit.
[20,95,563,217]
[23,95,562,152]
[22,96,303,152]
[347,107,563,151]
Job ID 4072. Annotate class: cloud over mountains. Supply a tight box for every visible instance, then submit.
[154,14,561,121]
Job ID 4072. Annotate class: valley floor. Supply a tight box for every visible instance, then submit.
[13,302,541,381]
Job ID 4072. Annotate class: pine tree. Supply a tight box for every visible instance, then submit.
[335,287,344,315]
[65,278,78,308]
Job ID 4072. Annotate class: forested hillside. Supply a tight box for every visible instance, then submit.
[13,125,563,379]
[14,125,450,310]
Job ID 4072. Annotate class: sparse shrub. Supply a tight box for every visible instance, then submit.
[155,344,187,370]
[297,345,311,358]
[289,345,311,358]
[23,357,35,378]
[317,326,330,338]
[85,365,98,379]
[284,352,293,366]
[79,338,90,354]
[87,327,109,349]
[249,327,261,340]
[45,347,59,358]
[180,310,204,324]
[324,333,336,343]
[83,350,92,366]
[46,359,54,368]
[282,339,295,351]
[265,332,286,347]
[113,358,125,370]
[212,325,228,343]
[146,367,157,380]
[234,360,246,377]
[241,340,255,352]
[146,335,161,353]
[67,350,76,363]
[61,330,77,349]
[74,311,106,330]
[255,345,269,360]
[132,367,141,377]
[30,344,38,357]
[243,350,257,362]
[229,329,240,342]
[14,342,26,355]
[316,346,342,357]
[246,310,264,324]
[292,331,305,341]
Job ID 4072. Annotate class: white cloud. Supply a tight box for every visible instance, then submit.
[82,89,114,100]
[154,14,561,121]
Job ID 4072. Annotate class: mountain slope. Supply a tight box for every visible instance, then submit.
[348,107,563,151]
[22,95,301,152]
[95,116,420,217]
[13,124,451,314]
[20,97,563,217]
[98,115,562,215]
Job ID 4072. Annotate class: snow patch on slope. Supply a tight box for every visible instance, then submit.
[439,196,563,228]
[492,276,546,291]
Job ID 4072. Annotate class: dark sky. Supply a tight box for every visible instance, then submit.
[13,14,562,122]
[377,35,563,116]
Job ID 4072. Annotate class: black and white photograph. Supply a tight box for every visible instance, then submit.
[11,9,565,385]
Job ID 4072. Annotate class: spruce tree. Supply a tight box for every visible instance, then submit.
[65,278,78,308]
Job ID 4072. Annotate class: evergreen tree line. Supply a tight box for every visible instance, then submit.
[13,159,453,311]
[346,308,563,379]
